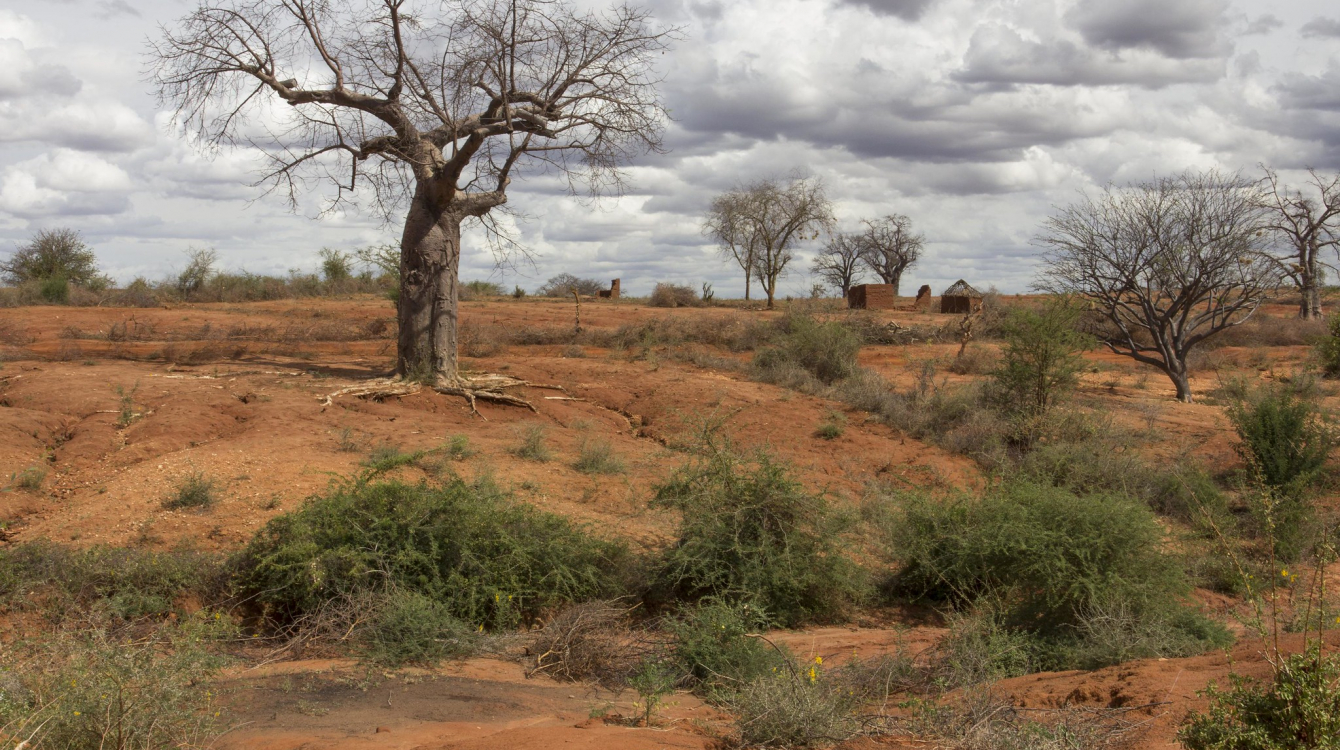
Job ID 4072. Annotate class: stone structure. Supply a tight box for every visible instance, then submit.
[597,278,621,299]
[913,284,932,310]
[939,279,983,314]
[847,283,896,310]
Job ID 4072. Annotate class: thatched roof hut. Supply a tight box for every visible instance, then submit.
[940,279,983,314]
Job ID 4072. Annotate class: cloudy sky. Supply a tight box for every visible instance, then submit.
[1,0,1339,296]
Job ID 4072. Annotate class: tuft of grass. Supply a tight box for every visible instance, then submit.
[509,423,552,462]
[573,440,625,475]
[114,382,140,428]
[162,471,217,510]
[814,411,846,440]
[9,465,46,493]
[753,313,861,386]
[445,434,476,460]
[362,442,419,472]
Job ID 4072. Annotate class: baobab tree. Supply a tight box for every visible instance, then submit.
[705,176,832,309]
[1259,166,1340,320]
[811,232,864,298]
[151,0,674,398]
[1037,169,1280,403]
[857,214,922,296]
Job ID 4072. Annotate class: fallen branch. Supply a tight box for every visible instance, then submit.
[320,374,567,416]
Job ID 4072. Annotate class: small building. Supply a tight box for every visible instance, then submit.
[848,283,896,310]
[597,278,620,299]
[939,279,983,314]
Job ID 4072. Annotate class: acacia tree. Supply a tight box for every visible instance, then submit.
[811,232,864,298]
[1259,166,1340,320]
[152,0,673,389]
[703,190,758,301]
[1,228,104,287]
[1037,170,1280,403]
[705,177,831,309]
[856,214,922,296]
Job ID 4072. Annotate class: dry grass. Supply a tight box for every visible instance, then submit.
[524,602,662,688]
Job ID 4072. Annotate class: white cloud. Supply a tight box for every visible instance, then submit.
[0,149,133,217]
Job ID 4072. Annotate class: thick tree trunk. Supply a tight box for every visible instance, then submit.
[890,272,902,298]
[1300,263,1322,319]
[397,188,462,384]
[1169,367,1193,403]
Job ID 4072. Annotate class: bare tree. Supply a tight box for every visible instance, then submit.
[856,214,922,296]
[151,0,674,389]
[1259,166,1340,319]
[705,177,832,309]
[1037,169,1280,403]
[811,232,864,298]
[703,190,759,301]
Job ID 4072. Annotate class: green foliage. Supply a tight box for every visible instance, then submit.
[0,615,232,750]
[462,280,504,297]
[0,542,222,621]
[990,300,1094,416]
[1,228,103,287]
[538,273,605,297]
[1317,314,1340,378]
[1225,378,1335,492]
[318,248,354,282]
[650,438,864,627]
[176,247,216,297]
[573,440,624,475]
[628,658,677,725]
[362,589,475,666]
[362,442,420,472]
[753,313,861,385]
[234,477,628,630]
[38,275,69,303]
[668,600,788,695]
[8,465,46,493]
[445,434,476,460]
[1181,646,1340,750]
[162,471,217,510]
[512,285,526,299]
[884,480,1224,666]
[730,663,862,748]
[813,412,846,440]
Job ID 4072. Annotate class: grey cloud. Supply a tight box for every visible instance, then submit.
[1243,14,1282,35]
[833,0,935,21]
[955,24,1225,89]
[1301,18,1340,39]
[95,0,141,19]
[1274,64,1340,112]
[1066,0,1230,59]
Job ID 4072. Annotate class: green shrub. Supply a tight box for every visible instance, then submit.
[884,480,1224,666]
[318,248,353,283]
[573,440,624,475]
[445,434,476,460]
[0,615,231,750]
[8,465,45,492]
[162,471,217,510]
[362,589,475,666]
[1225,378,1335,492]
[461,280,504,298]
[650,440,865,626]
[814,412,846,440]
[628,658,677,725]
[235,477,628,630]
[1317,314,1340,378]
[753,313,861,386]
[362,442,420,472]
[668,600,788,696]
[1181,646,1340,750]
[730,664,862,748]
[989,300,1094,416]
[39,275,69,304]
[0,542,223,621]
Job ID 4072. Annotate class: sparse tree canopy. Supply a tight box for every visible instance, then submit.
[537,273,604,297]
[856,214,922,296]
[811,233,864,298]
[704,177,833,309]
[1258,166,1340,320]
[152,0,675,385]
[1,228,104,288]
[1037,169,1280,403]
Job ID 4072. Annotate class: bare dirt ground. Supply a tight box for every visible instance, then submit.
[0,294,1328,749]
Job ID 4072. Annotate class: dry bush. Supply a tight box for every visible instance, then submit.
[525,602,661,687]
[460,321,509,357]
[649,282,700,308]
[947,345,999,375]
[1202,315,1325,349]
[0,321,35,346]
[157,342,230,365]
[907,690,1142,750]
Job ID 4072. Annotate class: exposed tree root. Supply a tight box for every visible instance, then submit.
[319,374,566,417]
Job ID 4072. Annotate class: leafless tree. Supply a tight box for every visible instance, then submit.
[151,0,675,387]
[1258,166,1340,320]
[856,214,922,296]
[1037,169,1280,403]
[811,232,864,298]
[703,190,759,301]
[705,177,832,309]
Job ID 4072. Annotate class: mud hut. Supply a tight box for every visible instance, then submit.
[847,283,896,310]
[939,279,983,314]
